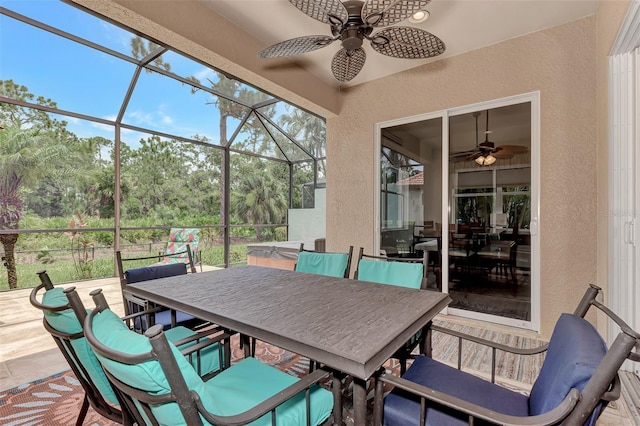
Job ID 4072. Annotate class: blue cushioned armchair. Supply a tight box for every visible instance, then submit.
[374,284,640,426]
[84,290,341,426]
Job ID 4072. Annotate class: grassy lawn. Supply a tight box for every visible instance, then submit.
[0,244,249,291]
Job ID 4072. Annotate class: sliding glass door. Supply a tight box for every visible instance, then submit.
[377,94,539,329]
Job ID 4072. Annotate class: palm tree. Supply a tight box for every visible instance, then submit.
[231,168,288,241]
[278,106,326,175]
[0,124,67,288]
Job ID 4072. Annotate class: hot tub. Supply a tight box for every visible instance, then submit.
[246,241,314,270]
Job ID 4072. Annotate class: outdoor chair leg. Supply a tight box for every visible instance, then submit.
[75,394,90,426]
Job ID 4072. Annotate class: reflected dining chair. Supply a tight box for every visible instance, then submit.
[375,284,640,426]
[84,289,341,426]
[29,271,228,425]
[354,248,429,373]
[295,243,354,278]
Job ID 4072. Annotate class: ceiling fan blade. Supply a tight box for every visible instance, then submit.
[258,35,336,58]
[370,27,445,59]
[362,0,431,27]
[289,0,348,26]
[450,149,478,159]
[493,145,529,158]
[331,48,366,82]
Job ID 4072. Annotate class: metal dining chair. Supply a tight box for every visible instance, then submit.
[29,271,228,425]
[375,284,640,426]
[83,289,341,426]
[295,243,354,278]
[354,248,429,373]
[116,250,206,332]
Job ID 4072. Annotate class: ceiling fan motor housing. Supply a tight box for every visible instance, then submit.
[341,1,372,52]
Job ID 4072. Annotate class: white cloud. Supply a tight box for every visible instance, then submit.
[193,67,216,83]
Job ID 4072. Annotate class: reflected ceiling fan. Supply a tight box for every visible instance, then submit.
[451,110,528,166]
[257,0,446,82]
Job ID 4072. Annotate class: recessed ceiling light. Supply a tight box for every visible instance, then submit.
[408,10,429,24]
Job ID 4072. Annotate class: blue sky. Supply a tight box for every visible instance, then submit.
[0,0,294,151]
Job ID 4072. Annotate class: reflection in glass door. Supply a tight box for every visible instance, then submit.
[380,117,443,290]
[448,103,532,322]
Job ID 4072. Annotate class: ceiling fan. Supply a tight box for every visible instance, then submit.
[451,110,528,165]
[257,0,446,82]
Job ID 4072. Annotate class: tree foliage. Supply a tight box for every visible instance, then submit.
[0,67,325,287]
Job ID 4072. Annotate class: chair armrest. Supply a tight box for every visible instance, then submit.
[431,324,549,356]
[120,306,164,322]
[378,373,580,426]
[428,324,549,383]
[193,368,332,425]
[169,327,225,348]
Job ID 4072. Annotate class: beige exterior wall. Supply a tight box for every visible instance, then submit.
[327,17,598,337]
[74,0,632,338]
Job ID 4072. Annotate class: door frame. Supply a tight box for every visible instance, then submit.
[374,91,541,330]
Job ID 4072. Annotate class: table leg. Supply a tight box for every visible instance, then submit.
[352,377,367,426]
[241,334,252,358]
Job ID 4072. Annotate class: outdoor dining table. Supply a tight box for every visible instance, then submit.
[122,265,451,425]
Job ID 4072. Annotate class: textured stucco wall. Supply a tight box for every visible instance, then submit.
[327,17,598,337]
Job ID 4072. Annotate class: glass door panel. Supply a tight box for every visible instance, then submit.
[448,104,532,322]
[380,117,443,290]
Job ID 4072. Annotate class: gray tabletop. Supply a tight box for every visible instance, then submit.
[124,265,450,379]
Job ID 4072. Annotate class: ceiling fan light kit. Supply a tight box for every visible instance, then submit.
[475,154,496,166]
[408,10,429,24]
[257,0,446,82]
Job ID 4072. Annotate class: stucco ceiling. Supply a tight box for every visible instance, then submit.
[202,0,599,88]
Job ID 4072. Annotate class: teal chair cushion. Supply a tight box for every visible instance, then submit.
[92,308,221,424]
[93,309,333,426]
[163,326,221,376]
[357,258,423,289]
[295,251,349,278]
[42,287,82,333]
[208,357,333,425]
[42,288,220,406]
[42,288,119,404]
[356,258,424,356]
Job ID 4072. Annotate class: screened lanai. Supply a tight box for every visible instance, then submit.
[0,0,326,290]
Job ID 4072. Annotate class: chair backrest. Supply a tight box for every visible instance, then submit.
[117,262,189,329]
[84,287,241,426]
[165,227,200,257]
[532,284,640,424]
[354,247,426,289]
[29,271,126,424]
[295,244,354,278]
[528,313,607,421]
[124,262,187,284]
[116,250,193,315]
[116,247,195,288]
